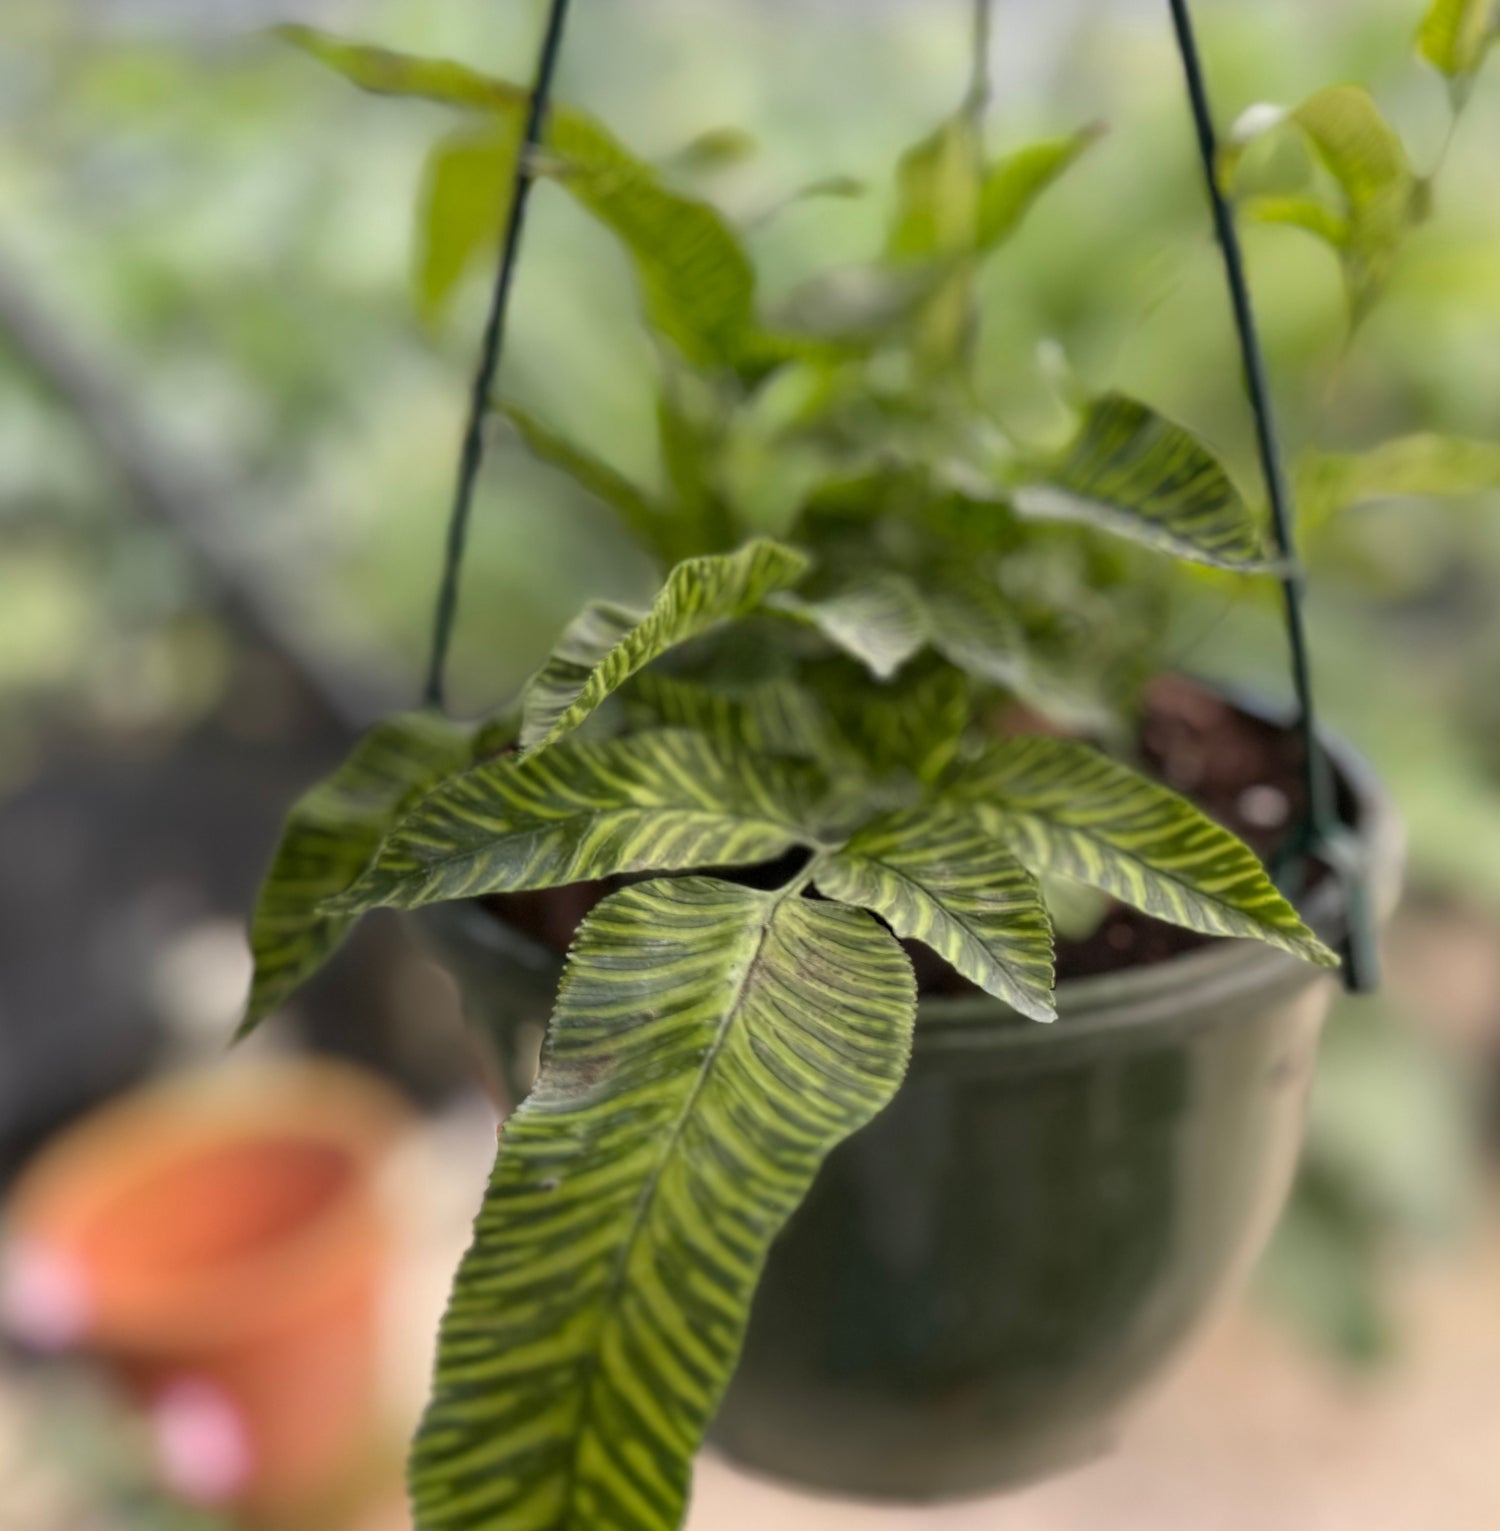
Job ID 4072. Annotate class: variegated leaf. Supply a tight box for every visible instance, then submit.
[241,711,481,1036]
[951,736,1337,967]
[820,662,970,785]
[410,877,916,1531]
[334,730,823,912]
[771,572,928,680]
[1013,394,1271,570]
[625,672,841,763]
[817,807,1056,1021]
[520,540,810,754]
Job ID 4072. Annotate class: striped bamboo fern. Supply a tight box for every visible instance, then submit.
[222,17,1497,1531]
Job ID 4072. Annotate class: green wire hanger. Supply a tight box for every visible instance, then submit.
[1167,0,1380,994]
[422,0,573,714]
[421,0,1380,996]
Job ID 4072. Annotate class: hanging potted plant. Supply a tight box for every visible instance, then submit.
[233,0,1495,1523]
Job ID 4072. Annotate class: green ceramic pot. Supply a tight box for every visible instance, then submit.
[412,709,1402,1504]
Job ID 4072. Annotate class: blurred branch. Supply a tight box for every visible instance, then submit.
[0,240,398,732]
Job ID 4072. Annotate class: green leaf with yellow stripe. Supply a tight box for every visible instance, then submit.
[819,661,970,785]
[951,735,1337,967]
[410,876,916,1531]
[520,541,810,754]
[817,807,1056,1020]
[240,711,482,1037]
[625,672,842,763]
[1012,394,1269,570]
[333,730,824,913]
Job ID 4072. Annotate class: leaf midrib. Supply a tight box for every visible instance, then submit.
[552,880,796,1521]
[998,803,1296,940]
[831,845,1052,1018]
[390,803,803,879]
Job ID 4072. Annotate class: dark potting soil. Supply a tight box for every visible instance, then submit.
[483,677,1324,997]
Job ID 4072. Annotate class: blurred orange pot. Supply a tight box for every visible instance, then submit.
[1,1059,409,1522]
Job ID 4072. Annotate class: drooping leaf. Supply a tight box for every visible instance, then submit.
[1289,88,1415,216]
[1295,434,1500,532]
[521,599,640,741]
[1012,393,1271,570]
[547,113,761,371]
[625,672,842,763]
[976,123,1105,251]
[336,730,823,912]
[241,711,481,1036]
[951,736,1337,967]
[410,877,916,1531]
[415,124,519,322]
[1417,0,1500,103]
[1228,86,1426,321]
[771,572,928,680]
[520,541,810,753]
[281,25,775,371]
[817,807,1056,1020]
[497,401,672,559]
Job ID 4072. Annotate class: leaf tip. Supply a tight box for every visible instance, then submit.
[1302,932,1343,971]
[232,983,274,1045]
